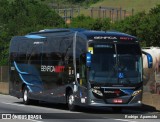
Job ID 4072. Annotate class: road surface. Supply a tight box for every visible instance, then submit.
[0,94,159,122]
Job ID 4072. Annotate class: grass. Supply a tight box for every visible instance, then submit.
[91,0,160,13]
[9,0,160,18]
[78,0,160,19]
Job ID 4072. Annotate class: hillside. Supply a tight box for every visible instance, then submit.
[41,0,160,18]
[6,0,160,21]
[8,0,160,14]
[79,0,160,17]
[91,0,160,13]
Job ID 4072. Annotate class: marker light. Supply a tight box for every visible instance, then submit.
[86,52,91,67]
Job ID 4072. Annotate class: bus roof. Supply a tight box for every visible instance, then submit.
[27,28,138,42]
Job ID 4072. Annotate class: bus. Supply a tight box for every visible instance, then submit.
[9,28,152,112]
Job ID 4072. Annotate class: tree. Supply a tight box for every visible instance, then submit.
[6,0,64,35]
[113,12,146,35]
[69,15,95,29]
[0,0,65,65]
[112,4,160,47]
[69,14,111,30]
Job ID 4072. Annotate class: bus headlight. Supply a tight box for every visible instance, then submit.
[91,88,103,96]
[132,90,142,96]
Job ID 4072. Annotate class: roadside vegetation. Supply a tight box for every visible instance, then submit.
[0,0,65,65]
[0,0,160,65]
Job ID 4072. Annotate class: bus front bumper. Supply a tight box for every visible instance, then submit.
[88,102,142,107]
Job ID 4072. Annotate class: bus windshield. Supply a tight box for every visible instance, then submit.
[89,43,142,85]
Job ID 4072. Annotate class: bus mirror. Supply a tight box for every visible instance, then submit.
[86,52,91,67]
[142,51,153,68]
[147,54,153,68]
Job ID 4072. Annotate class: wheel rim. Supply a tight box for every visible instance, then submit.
[24,90,28,102]
[68,94,74,105]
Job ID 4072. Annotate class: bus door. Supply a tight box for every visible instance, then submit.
[76,36,88,104]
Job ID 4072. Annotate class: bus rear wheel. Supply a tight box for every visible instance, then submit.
[23,86,39,105]
[67,91,76,111]
[23,86,32,105]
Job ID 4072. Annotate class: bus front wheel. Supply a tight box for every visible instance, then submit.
[67,91,76,111]
[23,86,32,105]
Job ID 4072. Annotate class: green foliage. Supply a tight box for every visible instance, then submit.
[142,5,160,46]
[113,12,146,35]
[71,5,160,47]
[0,0,160,66]
[0,0,65,65]
[149,4,160,14]
[69,15,95,29]
[90,18,110,30]
[58,0,101,5]
[5,0,64,35]
[112,5,160,47]
[69,14,110,30]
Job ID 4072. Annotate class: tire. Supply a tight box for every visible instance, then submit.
[67,91,76,111]
[112,107,122,113]
[23,86,39,105]
[23,86,32,105]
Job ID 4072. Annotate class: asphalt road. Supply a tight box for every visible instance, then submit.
[0,94,159,122]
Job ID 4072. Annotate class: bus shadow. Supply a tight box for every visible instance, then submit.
[15,101,69,110]
[15,101,160,114]
[76,104,160,114]
[124,103,160,113]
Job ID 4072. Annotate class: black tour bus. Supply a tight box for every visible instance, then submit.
[9,28,152,112]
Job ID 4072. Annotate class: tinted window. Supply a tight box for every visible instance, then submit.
[117,44,141,55]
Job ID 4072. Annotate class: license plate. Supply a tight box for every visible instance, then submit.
[113,99,123,103]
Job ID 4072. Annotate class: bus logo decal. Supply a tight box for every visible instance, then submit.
[41,65,64,73]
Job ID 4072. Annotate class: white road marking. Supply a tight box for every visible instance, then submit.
[1,102,26,107]
[113,119,137,122]
[27,119,43,122]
